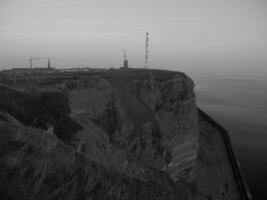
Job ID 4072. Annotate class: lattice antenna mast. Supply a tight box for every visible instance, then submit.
[145,32,149,69]
[123,49,127,60]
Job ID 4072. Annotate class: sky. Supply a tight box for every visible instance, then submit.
[0,0,267,78]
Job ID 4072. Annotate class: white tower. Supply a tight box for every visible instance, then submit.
[123,49,128,68]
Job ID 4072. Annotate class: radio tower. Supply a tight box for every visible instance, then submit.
[145,32,149,69]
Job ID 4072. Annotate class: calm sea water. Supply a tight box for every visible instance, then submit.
[194,77,267,200]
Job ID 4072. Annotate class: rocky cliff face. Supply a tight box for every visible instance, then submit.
[0,69,200,199]
[137,72,199,181]
[66,70,199,183]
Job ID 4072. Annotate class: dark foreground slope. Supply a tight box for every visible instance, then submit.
[0,68,242,199]
[0,120,187,200]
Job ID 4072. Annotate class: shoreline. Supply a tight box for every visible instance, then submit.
[198,108,252,200]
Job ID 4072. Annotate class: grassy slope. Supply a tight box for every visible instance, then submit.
[0,120,187,200]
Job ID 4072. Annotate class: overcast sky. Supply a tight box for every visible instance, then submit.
[0,0,267,78]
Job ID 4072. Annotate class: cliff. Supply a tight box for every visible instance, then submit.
[0,69,243,199]
[65,69,199,183]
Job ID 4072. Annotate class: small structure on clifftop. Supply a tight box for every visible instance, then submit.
[122,49,128,69]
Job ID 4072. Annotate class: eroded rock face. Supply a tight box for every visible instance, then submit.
[0,69,200,199]
[65,76,171,183]
[137,73,199,181]
[65,70,199,183]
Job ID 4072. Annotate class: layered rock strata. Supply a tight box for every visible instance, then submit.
[64,70,199,182]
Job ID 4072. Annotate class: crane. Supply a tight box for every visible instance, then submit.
[29,57,40,69]
[29,57,54,69]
